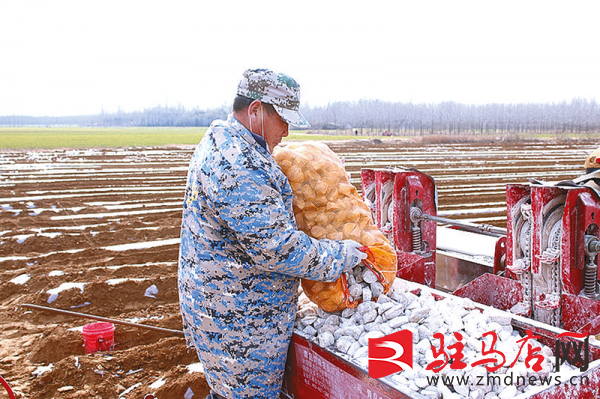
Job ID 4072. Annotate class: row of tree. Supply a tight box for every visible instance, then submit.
[0,105,229,128]
[2,99,599,135]
[303,98,600,135]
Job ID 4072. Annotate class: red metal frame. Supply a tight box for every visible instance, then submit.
[375,169,395,233]
[493,236,507,275]
[361,168,437,288]
[530,185,600,333]
[505,183,532,281]
[561,188,600,294]
[360,169,376,218]
[283,334,412,399]
[363,170,600,335]
[461,183,600,334]
[453,273,524,311]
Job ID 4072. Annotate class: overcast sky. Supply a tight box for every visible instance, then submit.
[1,0,599,117]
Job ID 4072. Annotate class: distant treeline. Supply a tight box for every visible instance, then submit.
[0,105,229,129]
[305,98,600,135]
[2,98,599,135]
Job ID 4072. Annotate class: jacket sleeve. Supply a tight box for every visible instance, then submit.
[210,161,348,282]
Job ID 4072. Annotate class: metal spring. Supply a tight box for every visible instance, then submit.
[411,225,422,252]
[584,261,598,298]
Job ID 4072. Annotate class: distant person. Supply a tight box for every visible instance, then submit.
[575,146,600,191]
[554,146,600,192]
[355,129,358,135]
[584,147,600,175]
[178,68,366,399]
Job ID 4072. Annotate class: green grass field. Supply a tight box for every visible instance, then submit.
[4,126,582,150]
[0,127,370,149]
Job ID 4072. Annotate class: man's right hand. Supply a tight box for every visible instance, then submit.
[342,240,367,272]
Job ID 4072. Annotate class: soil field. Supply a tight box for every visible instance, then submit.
[0,138,597,398]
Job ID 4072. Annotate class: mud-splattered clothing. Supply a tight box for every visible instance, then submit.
[178,115,350,399]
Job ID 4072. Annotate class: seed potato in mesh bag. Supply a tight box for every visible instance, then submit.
[273,142,397,312]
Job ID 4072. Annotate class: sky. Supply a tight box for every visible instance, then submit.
[1,0,599,117]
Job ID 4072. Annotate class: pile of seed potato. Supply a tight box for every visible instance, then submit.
[295,277,586,399]
[347,262,386,303]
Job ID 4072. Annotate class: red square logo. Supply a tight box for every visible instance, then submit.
[368,330,413,378]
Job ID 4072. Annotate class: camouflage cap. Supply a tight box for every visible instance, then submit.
[237,68,310,128]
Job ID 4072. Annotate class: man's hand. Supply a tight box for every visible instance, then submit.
[342,240,367,272]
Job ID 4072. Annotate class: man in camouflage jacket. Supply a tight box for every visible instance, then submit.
[178,69,365,399]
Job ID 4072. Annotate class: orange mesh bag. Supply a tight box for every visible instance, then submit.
[273,142,397,312]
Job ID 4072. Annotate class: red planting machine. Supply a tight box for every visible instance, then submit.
[283,166,600,399]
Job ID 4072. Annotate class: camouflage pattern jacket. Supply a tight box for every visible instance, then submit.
[178,115,350,398]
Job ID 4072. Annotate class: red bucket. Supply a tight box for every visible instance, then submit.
[82,322,115,354]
